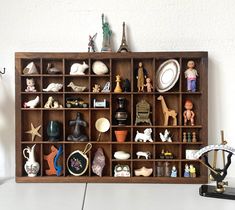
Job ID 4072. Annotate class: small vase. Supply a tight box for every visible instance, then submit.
[115,97,128,125]
[47,120,60,141]
[23,144,40,177]
[115,130,128,142]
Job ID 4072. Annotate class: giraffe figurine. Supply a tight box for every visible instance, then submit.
[157,95,177,126]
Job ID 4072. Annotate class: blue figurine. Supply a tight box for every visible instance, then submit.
[171,165,177,177]
[184,164,190,177]
[54,145,63,176]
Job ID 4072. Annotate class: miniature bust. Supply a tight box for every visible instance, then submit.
[25,78,36,92]
[183,99,195,126]
[145,78,153,92]
[184,164,190,177]
[136,62,147,92]
[67,113,88,142]
[184,60,198,92]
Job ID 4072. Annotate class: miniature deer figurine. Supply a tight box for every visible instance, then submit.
[157,95,177,126]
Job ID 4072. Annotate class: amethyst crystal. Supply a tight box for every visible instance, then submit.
[92,148,105,176]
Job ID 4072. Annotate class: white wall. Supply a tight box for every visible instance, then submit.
[0,0,235,178]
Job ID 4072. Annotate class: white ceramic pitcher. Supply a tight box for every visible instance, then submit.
[23,144,40,177]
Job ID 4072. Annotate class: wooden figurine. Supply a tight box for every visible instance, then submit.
[92,84,101,92]
[183,99,195,126]
[43,145,58,176]
[183,132,187,143]
[25,78,37,92]
[136,62,147,92]
[144,78,153,92]
[157,95,177,126]
[185,60,198,92]
[135,99,152,125]
[192,132,197,142]
[114,75,122,93]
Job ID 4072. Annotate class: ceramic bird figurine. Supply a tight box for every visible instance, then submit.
[67,82,86,92]
[24,96,40,108]
[43,83,63,92]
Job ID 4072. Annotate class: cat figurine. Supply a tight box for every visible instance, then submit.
[25,78,37,92]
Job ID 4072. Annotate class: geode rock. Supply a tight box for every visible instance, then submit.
[92,148,105,176]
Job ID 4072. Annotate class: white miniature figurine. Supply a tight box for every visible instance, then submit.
[114,151,130,160]
[24,96,39,108]
[67,82,86,92]
[171,165,177,177]
[53,101,63,108]
[159,129,172,142]
[44,96,63,108]
[136,151,151,159]
[101,82,111,92]
[23,62,38,75]
[43,83,63,92]
[70,62,89,75]
[135,128,153,142]
[25,78,37,92]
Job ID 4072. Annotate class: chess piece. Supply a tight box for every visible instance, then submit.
[192,132,197,143]
[117,22,130,52]
[183,132,187,143]
[101,14,112,52]
[114,75,122,93]
[187,132,191,142]
[67,112,88,141]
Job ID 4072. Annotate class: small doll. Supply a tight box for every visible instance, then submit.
[170,165,177,177]
[183,99,195,126]
[25,78,36,92]
[189,164,196,178]
[145,78,153,92]
[184,164,190,177]
[184,60,198,92]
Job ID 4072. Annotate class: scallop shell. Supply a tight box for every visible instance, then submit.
[92,61,109,75]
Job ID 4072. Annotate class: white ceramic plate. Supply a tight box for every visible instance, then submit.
[156,59,180,92]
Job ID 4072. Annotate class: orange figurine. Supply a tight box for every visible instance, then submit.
[183,99,195,126]
[43,145,58,175]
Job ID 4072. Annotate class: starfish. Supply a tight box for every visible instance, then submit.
[25,123,41,141]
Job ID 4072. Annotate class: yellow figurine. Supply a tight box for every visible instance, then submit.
[114,75,122,93]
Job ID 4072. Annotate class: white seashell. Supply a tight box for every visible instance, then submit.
[92,61,109,75]
[114,151,130,160]
[23,62,39,75]
[70,62,89,75]
[43,83,63,92]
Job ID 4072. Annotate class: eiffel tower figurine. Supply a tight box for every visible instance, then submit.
[118,22,130,52]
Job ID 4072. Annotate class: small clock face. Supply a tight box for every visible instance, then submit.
[67,150,89,176]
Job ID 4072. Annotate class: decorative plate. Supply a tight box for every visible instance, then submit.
[156,59,180,92]
[67,143,92,176]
